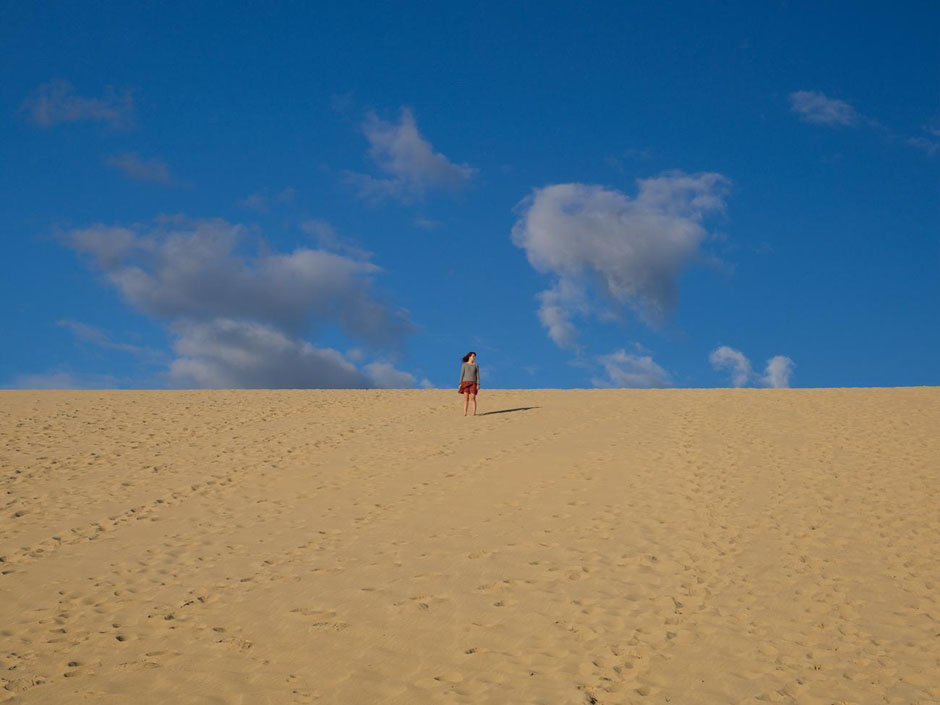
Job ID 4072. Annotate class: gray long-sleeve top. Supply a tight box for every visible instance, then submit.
[459,362,480,384]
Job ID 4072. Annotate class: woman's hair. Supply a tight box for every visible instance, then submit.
[462,351,477,363]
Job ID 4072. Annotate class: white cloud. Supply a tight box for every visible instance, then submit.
[106,152,172,184]
[790,93,938,158]
[346,108,476,203]
[67,225,139,268]
[709,346,794,388]
[363,361,418,388]
[168,319,373,389]
[592,349,672,388]
[63,217,417,388]
[300,219,372,259]
[708,345,752,387]
[905,136,939,157]
[512,172,729,347]
[21,79,133,128]
[238,187,295,212]
[789,90,858,126]
[5,370,120,389]
[57,319,165,362]
[536,281,585,350]
[760,355,794,388]
[65,218,411,345]
[239,192,269,212]
[413,216,442,230]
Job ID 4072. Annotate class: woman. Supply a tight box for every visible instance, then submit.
[458,351,480,416]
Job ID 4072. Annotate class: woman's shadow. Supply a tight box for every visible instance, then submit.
[477,406,539,416]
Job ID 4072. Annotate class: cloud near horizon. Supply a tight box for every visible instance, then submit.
[5,370,121,390]
[592,349,672,388]
[512,172,730,349]
[57,319,166,363]
[346,108,476,203]
[167,318,374,389]
[22,79,133,128]
[709,345,794,388]
[63,217,419,388]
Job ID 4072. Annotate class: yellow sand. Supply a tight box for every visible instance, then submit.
[1,389,938,704]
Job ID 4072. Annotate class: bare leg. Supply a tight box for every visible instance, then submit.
[463,391,470,416]
[470,392,477,416]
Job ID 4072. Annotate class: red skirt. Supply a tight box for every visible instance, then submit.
[458,381,479,394]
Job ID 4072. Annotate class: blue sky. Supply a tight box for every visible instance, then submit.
[2,1,938,389]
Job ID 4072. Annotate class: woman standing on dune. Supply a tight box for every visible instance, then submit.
[458,351,480,416]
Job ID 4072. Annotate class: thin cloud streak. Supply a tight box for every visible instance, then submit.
[790,89,939,156]
[21,79,133,128]
[105,153,173,184]
[789,90,858,126]
[57,319,167,363]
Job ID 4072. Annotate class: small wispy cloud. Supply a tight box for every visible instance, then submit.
[105,152,173,184]
[4,369,120,389]
[57,319,166,362]
[413,216,442,230]
[21,79,133,128]
[300,219,372,259]
[709,345,794,388]
[238,187,295,213]
[790,90,939,156]
[345,108,476,203]
[789,90,859,126]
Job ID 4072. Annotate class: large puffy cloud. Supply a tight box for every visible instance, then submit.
[346,108,476,203]
[789,90,858,126]
[709,345,794,388]
[512,172,729,348]
[168,319,373,389]
[21,79,133,128]
[64,217,418,388]
[66,218,412,345]
[592,349,672,388]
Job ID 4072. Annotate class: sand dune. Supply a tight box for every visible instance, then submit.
[1,388,938,704]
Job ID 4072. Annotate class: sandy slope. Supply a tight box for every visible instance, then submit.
[1,388,938,704]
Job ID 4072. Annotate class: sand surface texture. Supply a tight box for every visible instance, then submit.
[1,389,938,704]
